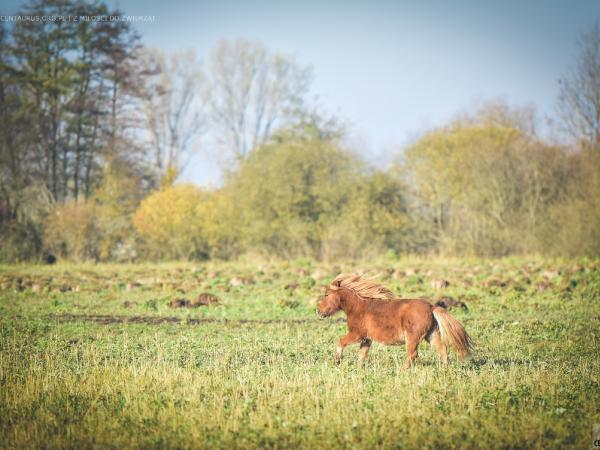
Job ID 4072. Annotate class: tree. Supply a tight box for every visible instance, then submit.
[403,106,572,256]
[9,0,79,201]
[208,122,413,260]
[0,0,148,262]
[138,48,207,180]
[208,39,312,161]
[0,21,38,222]
[67,0,139,199]
[5,0,142,204]
[221,124,358,258]
[540,149,600,257]
[558,23,600,149]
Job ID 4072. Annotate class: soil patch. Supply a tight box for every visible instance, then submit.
[49,313,344,326]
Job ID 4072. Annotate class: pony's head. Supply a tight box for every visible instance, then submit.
[317,273,396,318]
[316,279,344,318]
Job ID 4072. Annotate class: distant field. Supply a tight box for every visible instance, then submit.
[0,258,599,449]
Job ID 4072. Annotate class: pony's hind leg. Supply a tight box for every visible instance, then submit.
[357,338,372,367]
[429,329,448,366]
[405,334,420,369]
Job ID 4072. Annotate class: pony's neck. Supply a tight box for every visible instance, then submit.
[339,288,363,316]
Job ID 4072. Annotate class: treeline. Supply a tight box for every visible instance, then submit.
[1,0,599,262]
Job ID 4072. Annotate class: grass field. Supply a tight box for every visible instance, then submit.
[0,257,599,449]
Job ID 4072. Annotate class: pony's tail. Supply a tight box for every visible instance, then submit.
[432,306,473,359]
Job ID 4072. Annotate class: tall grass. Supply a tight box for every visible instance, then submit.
[1,258,598,448]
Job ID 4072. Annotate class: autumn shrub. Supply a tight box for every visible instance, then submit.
[215,125,360,259]
[210,124,417,260]
[44,200,101,261]
[537,148,600,257]
[132,183,210,260]
[402,110,576,257]
[201,190,245,259]
[92,162,142,261]
[42,161,142,262]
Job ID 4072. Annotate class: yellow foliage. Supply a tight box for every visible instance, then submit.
[403,117,575,256]
[133,184,209,260]
[44,200,100,261]
[206,125,417,260]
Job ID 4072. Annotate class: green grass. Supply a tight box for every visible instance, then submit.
[1,257,599,449]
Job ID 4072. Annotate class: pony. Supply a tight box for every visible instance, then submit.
[317,273,473,368]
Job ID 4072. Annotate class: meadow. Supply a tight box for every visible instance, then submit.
[0,257,598,449]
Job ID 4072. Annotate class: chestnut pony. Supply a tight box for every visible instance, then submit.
[317,273,473,368]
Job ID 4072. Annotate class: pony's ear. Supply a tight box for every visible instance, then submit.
[334,279,342,287]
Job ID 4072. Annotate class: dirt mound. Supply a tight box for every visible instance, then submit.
[169,293,221,308]
[195,293,220,305]
[169,298,191,308]
[434,296,468,311]
[430,279,450,289]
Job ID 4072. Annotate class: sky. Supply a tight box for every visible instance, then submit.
[3,0,600,185]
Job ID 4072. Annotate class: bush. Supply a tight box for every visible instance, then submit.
[403,111,577,257]
[211,124,415,260]
[42,161,142,262]
[0,221,42,263]
[538,149,600,257]
[44,201,101,261]
[132,184,210,260]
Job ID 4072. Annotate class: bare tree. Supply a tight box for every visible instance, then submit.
[208,39,312,161]
[558,23,600,148]
[139,48,207,179]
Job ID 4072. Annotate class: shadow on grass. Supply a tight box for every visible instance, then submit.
[467,356,544,368]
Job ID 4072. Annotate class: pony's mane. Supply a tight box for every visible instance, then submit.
[330,273,395,300]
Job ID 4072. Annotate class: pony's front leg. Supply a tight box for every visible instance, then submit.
[335,332,362,365]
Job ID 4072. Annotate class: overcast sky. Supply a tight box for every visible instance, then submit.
[3,0,599,185]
